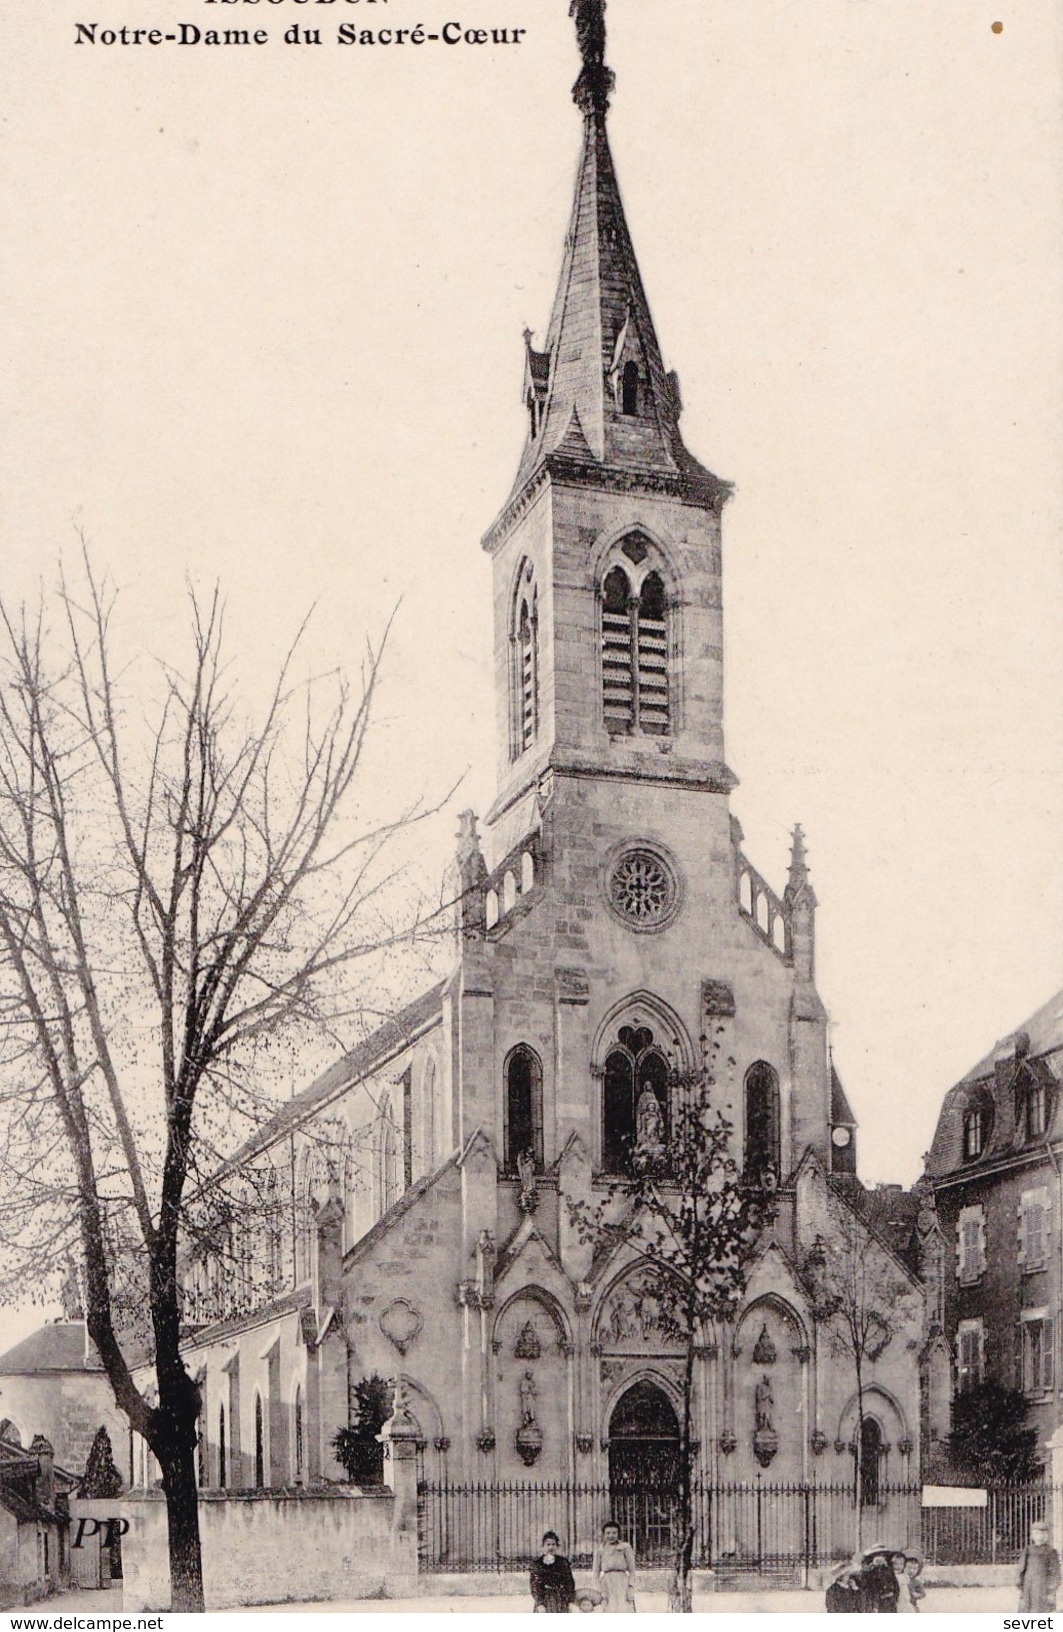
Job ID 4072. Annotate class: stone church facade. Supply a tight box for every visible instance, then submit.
[135,9,927,1539]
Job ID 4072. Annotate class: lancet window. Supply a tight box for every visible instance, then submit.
[374,1090,402,1216]
[504,1045,543,1174]
[744,1061,781,1183]
[601,549,670,736]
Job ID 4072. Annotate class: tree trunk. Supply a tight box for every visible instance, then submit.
[156,1431,204,1612]
[854,1359,865,1557]
[670,1339,697,1613]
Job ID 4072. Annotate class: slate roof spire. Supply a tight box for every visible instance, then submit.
[511,1,725,505]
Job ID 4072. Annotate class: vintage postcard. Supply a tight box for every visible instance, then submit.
[1,0,1060,1615]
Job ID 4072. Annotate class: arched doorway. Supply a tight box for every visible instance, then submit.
[608,1381,681,1563]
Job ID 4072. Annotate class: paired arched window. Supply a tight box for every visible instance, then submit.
[511,561,540,761]
[505,1046,543,1173]
[603,1025,670,1174]
[601,559,670,736]
[744,1062,781,1182]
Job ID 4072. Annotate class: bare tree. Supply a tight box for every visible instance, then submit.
[569,1046,772,1613]
[0,552,444,1609]
[802,1199,920,1552]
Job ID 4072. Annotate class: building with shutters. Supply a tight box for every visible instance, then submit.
[115,2,931,1547]
[924,987,1063,1464]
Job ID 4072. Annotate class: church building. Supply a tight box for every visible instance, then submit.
[144,2,928,1557]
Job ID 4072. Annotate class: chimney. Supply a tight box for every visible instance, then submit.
[30,1434,55,1509]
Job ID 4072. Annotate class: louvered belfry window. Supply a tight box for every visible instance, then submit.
[519,598,537,752]
[601,562,670,736]
[511,562,540,761]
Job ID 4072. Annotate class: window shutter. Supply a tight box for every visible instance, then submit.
[1015,1322,1025,1392]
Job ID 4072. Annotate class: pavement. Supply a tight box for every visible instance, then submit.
[234,1584,1018,1613]
[41,1583,1019,1614]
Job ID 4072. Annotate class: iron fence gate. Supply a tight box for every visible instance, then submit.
[417,1478,1054,1575]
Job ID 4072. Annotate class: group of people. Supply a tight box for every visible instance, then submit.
[529,1523,636,1613]
[533,1516,1063,1614]
[826,1548,926,1613]
[827,1520,1061,1614]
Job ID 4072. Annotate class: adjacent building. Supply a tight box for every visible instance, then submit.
[925,987,1063,1462]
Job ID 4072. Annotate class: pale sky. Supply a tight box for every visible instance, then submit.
[1,0,1061,1336]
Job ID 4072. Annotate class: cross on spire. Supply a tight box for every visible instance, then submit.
[570,0,615,115]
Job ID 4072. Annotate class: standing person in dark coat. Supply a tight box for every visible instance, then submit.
[531,1531,577,1613]
[1017,1521,1061,1612]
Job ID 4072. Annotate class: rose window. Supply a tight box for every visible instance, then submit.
[608,848,678,929]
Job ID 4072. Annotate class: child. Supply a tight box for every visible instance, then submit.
[898,1553,926,1613]
[531,1530,577,1613]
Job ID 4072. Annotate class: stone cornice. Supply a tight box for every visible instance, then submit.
[481,454,731,557]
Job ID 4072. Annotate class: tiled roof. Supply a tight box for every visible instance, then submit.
[956,986,1063,1086]
[925,986,1063,1180]
[0,1322,100,1375]
[229,981,445,1168]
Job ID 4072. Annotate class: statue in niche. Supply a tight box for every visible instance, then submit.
[516,1369,543,1466]
[519,1370,539,1427]
[516,1147,539,1213]
[754,1374,775,1433]
[636,1087,665,1152]
[752,1372,779,1467]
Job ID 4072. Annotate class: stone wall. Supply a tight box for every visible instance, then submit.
[115,1487,395,1611]
[0,1371,127,1478]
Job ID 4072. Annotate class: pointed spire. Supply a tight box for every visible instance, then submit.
[785,824,817,980]
[499,2,727,512]
[787,824,810,896]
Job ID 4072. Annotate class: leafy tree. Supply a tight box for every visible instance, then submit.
[0,554,441,1609]
[332,1374,393,1485]
[946,1381,1042,1484]
[802,1199,921,1550]
[569,1058,772,1613]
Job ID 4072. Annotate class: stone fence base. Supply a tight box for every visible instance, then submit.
[84,1489,396,1611]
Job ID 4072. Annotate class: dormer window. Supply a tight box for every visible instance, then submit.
[1016,1069,1050,1142]
[963,1108,984,1159]
[600,544,671,737]
[1026,1081,1048,1139]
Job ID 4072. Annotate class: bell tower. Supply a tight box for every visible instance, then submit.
[464,0,836,1183]
[483,0,735,836]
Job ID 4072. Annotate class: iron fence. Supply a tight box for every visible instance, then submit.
[417,1478,1054,1576]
